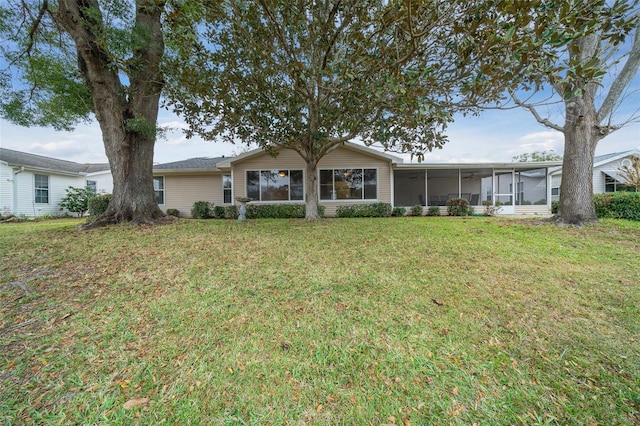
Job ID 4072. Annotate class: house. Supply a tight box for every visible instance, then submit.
[152,143,562,217]
[550,149,640,200]
[0,148,112,217]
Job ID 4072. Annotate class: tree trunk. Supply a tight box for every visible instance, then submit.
[56,0,166,228]
[556,97,602,226]
[305,160,321,220]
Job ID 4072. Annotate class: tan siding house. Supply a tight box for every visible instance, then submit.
[161,174,225,217]
[153,143,568,218]
[226,145,396,217]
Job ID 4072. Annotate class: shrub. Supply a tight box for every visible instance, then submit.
[59,186,96,217]
[410,204,423,216]
[446,198,472,216]
[213,205,226,219]
[335,203,392,218]
[243,203,326,219]
[482,201,502,217]
[166,208,180,217]
[551,200,559,214]
[224,205,239,219]
[391,206,406,217]
[191,201,213,219]
[594,192,640,220]
[87,193,112,217]
[427,206,441,216]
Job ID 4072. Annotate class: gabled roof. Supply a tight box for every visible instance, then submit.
[550,149,640,175]
[0,148,110,175]
[594,149,640,168]
[153,156,227,171]
[216,142,404,168]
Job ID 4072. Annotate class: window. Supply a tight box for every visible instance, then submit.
[153,176,165,204]
[605,175,637,193]
[319,168,377,200]
[34,174,49,204]
[86,180,97,193]
[223,175,232,204]
[246,170,304,202]
[551,187,560,196]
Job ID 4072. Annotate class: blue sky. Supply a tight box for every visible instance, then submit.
[1,102,638,165]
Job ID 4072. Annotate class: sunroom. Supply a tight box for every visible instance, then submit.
[392,163,557,214]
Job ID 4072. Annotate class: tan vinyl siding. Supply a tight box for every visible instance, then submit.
[162,173,224,217]
[231,147,392,216]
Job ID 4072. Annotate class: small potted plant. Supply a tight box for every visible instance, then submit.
[235,196,252,221]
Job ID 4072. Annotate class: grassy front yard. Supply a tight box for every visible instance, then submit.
[1,217,639,425]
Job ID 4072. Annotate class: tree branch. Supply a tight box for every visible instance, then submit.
[598,21,640,122]
[511,91,564,132]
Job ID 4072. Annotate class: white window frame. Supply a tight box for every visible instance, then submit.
[245,169,305,203]
[153,176,165,205]
[222,174,233,204]
[34,174,49,204]
[318,167,379,202]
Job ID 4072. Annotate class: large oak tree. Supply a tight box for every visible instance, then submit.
[165,0,554,219]
[510,0,640,225]
[0,0,179,227]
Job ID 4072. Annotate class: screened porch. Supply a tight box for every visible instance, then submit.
[393,166,551,214]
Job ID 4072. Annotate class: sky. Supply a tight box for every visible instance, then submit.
[1,103,638,166]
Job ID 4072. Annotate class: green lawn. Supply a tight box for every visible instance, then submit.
[1,217,639,425]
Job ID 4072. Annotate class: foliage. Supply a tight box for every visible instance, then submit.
[619,156,640,191]
[166,209,180,218]
[0,0,182,226]
[505,0,640,225]
[391,207,406,217]
[512,150,563,162]
[482,201,503,217]
[446,198,473,216]
[213,206,226,219]
[191,201,213,219]
[410,205,424,216]
[164,0,557,219]
[335,203,392,218]
[1,218,639,424]
[594,192,640,221]
[58,186,96,217]
[245,204,325,219]
[552,200,560,214]
[427,206,441,217]
[87,194,112,217]
[223,205,238,219]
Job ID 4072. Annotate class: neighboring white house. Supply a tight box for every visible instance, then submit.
[0,148,112,217]
[550,149,640,201]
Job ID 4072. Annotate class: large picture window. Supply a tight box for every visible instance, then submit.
[246,170,304,202]
[319,168,377,200]
[153,176,165,205]
[34,174,49,204]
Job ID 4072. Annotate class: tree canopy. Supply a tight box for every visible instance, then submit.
[506,0,640,225]
[0,0,183,226]
[165,0,560,218]
[512,150,563,162]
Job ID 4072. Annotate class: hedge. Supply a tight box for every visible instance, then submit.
[594,192,640,220]
[335,203,392,218]
[245,203,325,219]
[446,198,473,216]
[87,193,111,217]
